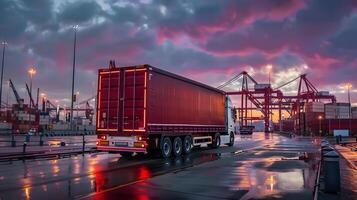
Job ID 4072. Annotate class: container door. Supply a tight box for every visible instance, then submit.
[122,68,147,132]
[97,70,120,131]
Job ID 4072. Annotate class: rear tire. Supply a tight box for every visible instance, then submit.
[228,132,234,147]
[161,137,172,158]
[183,136,192,154]
[211,133,221,149]
[173,137,183,157]
[119,152,133,158]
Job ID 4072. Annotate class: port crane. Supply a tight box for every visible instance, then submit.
[219,71,336,134]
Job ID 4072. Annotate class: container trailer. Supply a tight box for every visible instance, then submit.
[96,63,236,158]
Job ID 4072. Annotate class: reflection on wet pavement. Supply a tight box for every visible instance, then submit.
[0,132,321,200]
[82,133,320,200]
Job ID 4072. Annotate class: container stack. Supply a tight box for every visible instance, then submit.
[304,102,325,135]
[325,103,350,119]
[352,107,357,119]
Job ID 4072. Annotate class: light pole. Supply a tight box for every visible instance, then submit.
[318,115,323,137]
[76,91,79,119]
[28,67,36,108]
[28,67,36,129]
[70,25,79,131]
[267,64,272,85]
[0,41,7,111]
[346,83,352,106]
[40,93,46,112]
[346,83,352,135]
[267,64,273,131]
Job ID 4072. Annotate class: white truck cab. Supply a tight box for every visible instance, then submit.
[220,96,236,146]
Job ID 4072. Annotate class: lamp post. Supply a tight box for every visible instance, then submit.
[28,67,36,128]
[346,83,352,135]
[70,25,79,131]
[267,64,272,85]
[267,64,273,130]
[28,67,36,108]
[40,93,46,112]
[0,41,7,111]
[318,115,323,137]
[346,83,352,105]
[76,91,79,119]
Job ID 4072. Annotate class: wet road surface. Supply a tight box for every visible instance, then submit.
[0,133,320,200]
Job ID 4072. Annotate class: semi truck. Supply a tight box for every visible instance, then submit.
[96,62,236,158]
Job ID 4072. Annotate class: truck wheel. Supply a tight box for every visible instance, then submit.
[119,152,133,158]
[173,137,183,157]
[228,132,234,147]
[183,136,192,154]
[212,133,221,149]
[161,137,172,158]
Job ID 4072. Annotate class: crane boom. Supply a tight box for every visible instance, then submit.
[25,83,36,109]
[9,79,21,104]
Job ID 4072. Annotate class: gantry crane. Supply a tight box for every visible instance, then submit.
[219,71,336,134]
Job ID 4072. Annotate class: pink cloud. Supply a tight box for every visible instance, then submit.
[157,0,305,44]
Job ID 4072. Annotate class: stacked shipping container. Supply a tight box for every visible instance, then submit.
[352,107,357,119]
[325,103,350,119]
[301,102,324,135]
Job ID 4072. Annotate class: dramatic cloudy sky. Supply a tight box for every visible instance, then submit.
[0,0,357,107]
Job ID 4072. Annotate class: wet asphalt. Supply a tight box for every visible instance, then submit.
[0,133,320,200]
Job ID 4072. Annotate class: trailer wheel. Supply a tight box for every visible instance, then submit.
[212,133,221,149]
[228,132,234,147]
[183,136,192,154]
[173,137,183,157]
[161,137,172,158]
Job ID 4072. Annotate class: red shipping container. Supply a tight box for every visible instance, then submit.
[96,65,226,136]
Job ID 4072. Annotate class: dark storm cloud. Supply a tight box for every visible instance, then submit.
[0,0,356,104]
[0,0,27,39]
[58,1,102,24]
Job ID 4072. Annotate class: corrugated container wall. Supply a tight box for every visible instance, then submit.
[324,103,350,119]
[304,102,324,113]
[97,65,226,136]
[352,107,357,119]
[147,69,225,126]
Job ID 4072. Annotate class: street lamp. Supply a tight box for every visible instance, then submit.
[266,64,273,130]
[28,67,36,129]
[267,64,273,85]
[40,93,46,112]
[0,41,7,111]
[76,91,79,119]
[70,25,79,131]
[28,67,36,108]
[345,83,352,135]
[318,115,323,136]
[345,83,352,105]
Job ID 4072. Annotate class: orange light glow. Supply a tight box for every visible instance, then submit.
[24,187,31,200]
[97,129,117,131]
[125,68,146,72]
[266,64,273,71]
[123,129,146,132]
[28,67,36,77]
[99,70,120,75]
[345,83,353,89]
